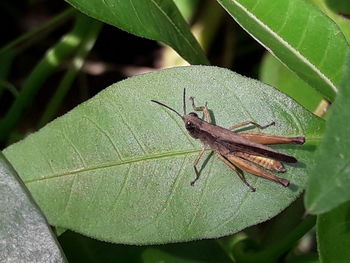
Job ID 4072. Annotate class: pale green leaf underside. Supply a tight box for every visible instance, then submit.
[217,0,350,101]
[0,153,66,262]
[4,66,324,244]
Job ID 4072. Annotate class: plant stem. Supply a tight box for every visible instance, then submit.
[0,14,93,143]
[37,21,102,128]
[0,8,76,56]
[232,216,316,263]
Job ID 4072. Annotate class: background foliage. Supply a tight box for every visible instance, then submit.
[1,0,349,262]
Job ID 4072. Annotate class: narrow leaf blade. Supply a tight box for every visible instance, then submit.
[64,0,208,65]
[305,58,350,214]
[217,0,350,101]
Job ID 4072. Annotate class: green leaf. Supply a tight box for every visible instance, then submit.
[0,152,66,262]
[308,0,350,44]
[173,0,200,21]
[317,201,350,263]
[4,66,324,244]
[217,0,350,101]
[64,0,208,65]
[305,58,350,214]
[325,0,350,14]
[259,53,323,112]
[0,14,98,143]
[285,254,319,263]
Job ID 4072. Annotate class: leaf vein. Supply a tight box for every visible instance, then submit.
[118,111,148,154]
[83,116,124,161]
[110,164,132,213]
[61,130,87,167]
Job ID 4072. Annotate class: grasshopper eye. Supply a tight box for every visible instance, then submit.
[186,121,194,129]
[189,112,198,117]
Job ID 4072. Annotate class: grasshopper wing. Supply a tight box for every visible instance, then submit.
[217,135,297,163]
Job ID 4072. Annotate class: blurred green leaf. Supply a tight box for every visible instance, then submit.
[325,0,350,14]
[317,201,350,263]
[173,0,200,21]
[0,152,66,262]
[64,0,208,65]
[308,0,350,43]
[60,230,232,263]
[0,14,98,143]
[285,254,319,263]
[217,0,350,101]
[231,216,316,263]
[38,20,102,127]
[260,53,322,112]
[4,66,324,244]
[260,197,305,247]
[305,57,350,214]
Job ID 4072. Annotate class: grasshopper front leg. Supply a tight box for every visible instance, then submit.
[228,121,275,131]
[189,97,212,123]
[188,97,213,186]
[191,147,209,186]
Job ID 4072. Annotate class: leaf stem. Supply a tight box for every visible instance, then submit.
[0,14,94,143]
[232,216,316,263]
[0,8,76,56]
[37,21,102,127]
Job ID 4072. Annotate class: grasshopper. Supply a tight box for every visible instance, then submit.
[151,89,305,191]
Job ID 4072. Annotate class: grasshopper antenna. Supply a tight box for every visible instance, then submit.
[183,88,187,115]
[151,100,183,119]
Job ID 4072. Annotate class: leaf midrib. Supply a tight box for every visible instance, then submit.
[23,136,322,185]
[24,148,200,184]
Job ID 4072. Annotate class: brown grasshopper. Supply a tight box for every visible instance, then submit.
[151,89,305,191]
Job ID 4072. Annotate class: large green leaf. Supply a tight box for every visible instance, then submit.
[4,66,324,244]
[217,0,350,101]
[317,201,350,263]
[305,58,350,214]
[64,0,208,65]
[0,152,66,262]
[259,52,322,113]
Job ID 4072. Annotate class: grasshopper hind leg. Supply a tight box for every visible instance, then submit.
[216,153,256,192]
[234,152,287,173]
[227,154,290,187]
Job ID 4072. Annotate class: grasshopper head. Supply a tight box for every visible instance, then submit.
[183,112,202,139]
[151,89,202,139]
